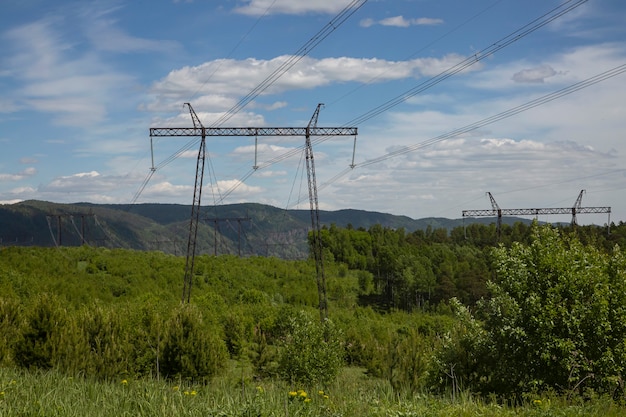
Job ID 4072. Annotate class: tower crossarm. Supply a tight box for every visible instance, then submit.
[462,206,611,217]
[150,127,357,137]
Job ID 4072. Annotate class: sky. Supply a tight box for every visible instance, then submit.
[1,0,625,226]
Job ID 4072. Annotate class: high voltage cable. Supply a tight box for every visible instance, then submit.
[326,0,505,108]
[209,0,591,202]
[278,63,626,207]
[210,0,367,128]
[130,2,279,205]
[243,0,589,172]
[143,0,592,207]
[345,0,588,127]
[354,63,626,169]
[150,0,367,174]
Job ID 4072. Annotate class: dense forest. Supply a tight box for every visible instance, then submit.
[2,220,626,407]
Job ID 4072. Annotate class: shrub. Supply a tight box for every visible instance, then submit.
[160,304,228,382]
[432,224,626,398]
[277,310,344,387]
[14,293,68,370]
[0,297,21,366]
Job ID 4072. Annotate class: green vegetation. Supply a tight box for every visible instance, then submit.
[1,221,626,415]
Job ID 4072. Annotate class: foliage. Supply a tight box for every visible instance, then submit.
[160,304,228,382]
[433,224,626,397]
[14,293,68,371]
[2,366,626,417]
[278,310,345,387]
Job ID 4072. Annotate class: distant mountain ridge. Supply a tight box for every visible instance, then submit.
[0,200,526,258]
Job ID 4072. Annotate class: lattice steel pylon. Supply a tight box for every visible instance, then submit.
[150,103,358,306]
[462,190,611,240]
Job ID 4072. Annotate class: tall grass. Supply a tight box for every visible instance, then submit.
[1,366,624,417]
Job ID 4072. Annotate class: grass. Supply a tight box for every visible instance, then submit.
[1,366,624,417]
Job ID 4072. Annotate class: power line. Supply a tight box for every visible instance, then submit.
[207,0,596,207]
[149,0,367,175]
[218,0,590,178]
[354,63,626,169]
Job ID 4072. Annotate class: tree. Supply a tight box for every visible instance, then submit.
[277,310,344,387]
[435,224,626,397]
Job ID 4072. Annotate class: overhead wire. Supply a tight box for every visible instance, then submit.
[207,0,592,204]
[130,0,279,205]
[354,63,626,169]
[148,0,368,175]
[236,0,590,173]
[326,0,506,108]
[282,63,626,207]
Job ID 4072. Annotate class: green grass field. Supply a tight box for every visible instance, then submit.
[1,366,624,417]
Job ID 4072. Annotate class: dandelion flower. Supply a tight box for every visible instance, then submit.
[121,379,128,385]
[304,398,312,403]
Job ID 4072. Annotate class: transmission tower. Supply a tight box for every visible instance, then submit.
[203,216,250,256]
[150,103,357,307]
[462,190,611,239]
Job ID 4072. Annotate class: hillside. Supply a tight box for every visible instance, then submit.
[0,200,525,258]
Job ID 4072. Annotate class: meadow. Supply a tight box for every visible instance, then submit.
[2,366,624,416]
[2,222,626,415]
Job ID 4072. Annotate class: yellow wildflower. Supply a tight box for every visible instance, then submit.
[191,390,197,396]
[121,379,128,385]
[304,398,312,403]
[289,391,298,397]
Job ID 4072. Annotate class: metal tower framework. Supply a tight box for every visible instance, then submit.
[462,190,611,239]
[150,103,358,309]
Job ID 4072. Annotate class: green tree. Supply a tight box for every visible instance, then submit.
[435,224,626,397]
[277,310,344,387]
[14,293,68,370]
[160,304,228,382]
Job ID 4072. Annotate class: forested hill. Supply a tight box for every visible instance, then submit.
[1,199,527,258]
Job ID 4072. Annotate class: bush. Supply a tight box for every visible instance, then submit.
[160,304,228,382]
[14,293,68,370]
[0,297,21,366]
[432,224,626,397]
[277,310,344,387]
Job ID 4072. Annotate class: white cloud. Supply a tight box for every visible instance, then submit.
[512,65,559,84]
[0,167,37,182]
[234,0,353,16]
[3,18,134,127]
[147,54,473,113]
[361,16,443,28]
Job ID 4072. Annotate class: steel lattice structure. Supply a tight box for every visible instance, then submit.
[150,127,357,137]
[150,103,357,310]
[462,191,611,240]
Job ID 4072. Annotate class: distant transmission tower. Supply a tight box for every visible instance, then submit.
[462,190,611,240]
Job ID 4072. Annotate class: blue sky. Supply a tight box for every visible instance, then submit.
[1,0,625,225]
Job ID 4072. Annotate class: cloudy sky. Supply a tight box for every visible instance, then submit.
[1,0,625,225]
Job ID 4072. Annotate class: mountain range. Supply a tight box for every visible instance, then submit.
[0,200,520,259]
